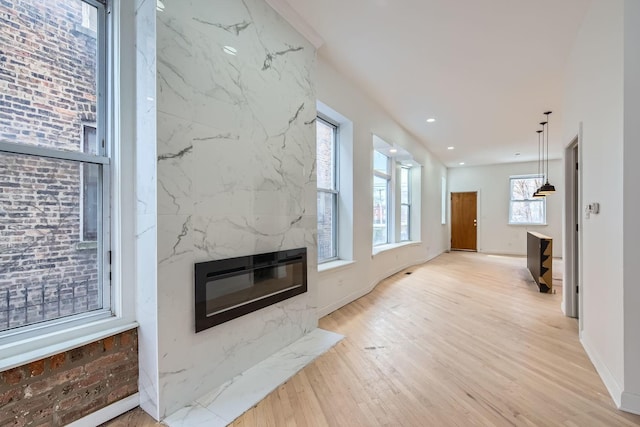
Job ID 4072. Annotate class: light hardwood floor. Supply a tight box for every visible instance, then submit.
[103,252,640,426]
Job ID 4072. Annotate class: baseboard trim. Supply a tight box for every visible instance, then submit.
[580,335,622,407]
[66,393,140,427]
[317,253,440,318]
[621,391,640,415]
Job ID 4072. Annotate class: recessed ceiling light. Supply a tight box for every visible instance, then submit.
[459,162,465,166]
[426,118,436,123]
[389,148,397,153]
[223,46,238,56]
[156,0,165,11]
[447,146,454,150]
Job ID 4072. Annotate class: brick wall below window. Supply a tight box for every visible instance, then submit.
[0,328,138,426]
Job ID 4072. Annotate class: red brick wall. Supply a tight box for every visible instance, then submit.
[0,328,138,426]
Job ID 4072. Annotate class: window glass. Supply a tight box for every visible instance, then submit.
[373,150,389,174]
[316,120,335,191]
[316,118,338,262]
[509,176,546,224]
[400,167,409,204]
[0,0,101,153]
[0,0,108,332]
[400,205,410,241]
[400,167,410,241]
[0,153,101,331]
[317,192,336,261]
[373,175,389,245]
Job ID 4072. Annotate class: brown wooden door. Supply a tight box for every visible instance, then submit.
[451,192,477,251]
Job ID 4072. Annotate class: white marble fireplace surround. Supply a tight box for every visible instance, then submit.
[137,0,319,420]
[164,328,344,426]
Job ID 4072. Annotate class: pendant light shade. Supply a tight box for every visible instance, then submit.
[538,111,556,195]
[537,181,556,195]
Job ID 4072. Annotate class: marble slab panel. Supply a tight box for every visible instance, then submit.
[164,328,344,426]
[155,0,317,417]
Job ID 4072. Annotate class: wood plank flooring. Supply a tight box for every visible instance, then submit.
[102,252,640,426]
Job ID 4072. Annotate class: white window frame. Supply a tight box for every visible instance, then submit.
[316,115,339,263]
[0,0,141,369]
[508,174,547,225]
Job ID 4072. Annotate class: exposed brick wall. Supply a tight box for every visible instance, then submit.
[0,0,101,329]
[0,0,99,150]
[0,328,138,426]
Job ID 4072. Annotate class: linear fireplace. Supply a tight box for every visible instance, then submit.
[194,248,307,333]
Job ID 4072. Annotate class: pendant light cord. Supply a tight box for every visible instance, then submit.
[537,130,543,187]
[545,111,552,183]
[540,120,547,183]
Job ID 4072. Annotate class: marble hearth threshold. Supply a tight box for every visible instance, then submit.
[164,328,344,427]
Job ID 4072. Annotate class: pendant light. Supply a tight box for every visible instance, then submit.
[537,111,556,195]
[535,120,547,193]
[533,129,545,197]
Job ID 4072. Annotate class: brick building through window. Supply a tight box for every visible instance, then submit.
[0,0,109,332]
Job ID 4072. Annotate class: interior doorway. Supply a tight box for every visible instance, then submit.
[564,135,581,319]
[451,191,477,251]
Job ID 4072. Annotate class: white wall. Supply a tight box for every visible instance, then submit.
[563,0,626,408]
[622,0,640,412]
[447,160,563,256]
[316,58,448,317]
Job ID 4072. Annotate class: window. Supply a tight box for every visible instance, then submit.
[509,175,546,225]
[373,150,391,245]
[400,167,411,241]
[316,100,354,266]
[317,117,338,262]
[0,0,110,334]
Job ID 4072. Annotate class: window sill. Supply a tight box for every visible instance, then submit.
[318,259,356,274]
[508,223,548,226]
[0,318,138,372]
[372,241,422,256]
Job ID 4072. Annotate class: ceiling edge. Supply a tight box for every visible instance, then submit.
[264,0,325,49]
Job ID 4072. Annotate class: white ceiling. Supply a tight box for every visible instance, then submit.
[280,0,592,167]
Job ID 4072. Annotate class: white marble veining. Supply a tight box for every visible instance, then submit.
[154,0,318,418]
[164,329,343,427]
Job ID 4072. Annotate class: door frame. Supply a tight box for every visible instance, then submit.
[563,125,582,325]
[449,190,480,252]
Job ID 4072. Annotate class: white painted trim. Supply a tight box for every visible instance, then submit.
[318,260,356,274]
[577,123,584,333]
[372,240,421,256]
[581,334,623,407]
[621,391,640,415]
[562,134,580,318]
[317,253,440,318]
[66,393,140,427]
[317,284,375,319]
[0,322,138,372]
[264,0,324,49]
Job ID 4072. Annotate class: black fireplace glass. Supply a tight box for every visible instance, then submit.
[195,248,307,332]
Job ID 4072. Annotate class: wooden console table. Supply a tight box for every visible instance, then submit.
[527,231,552,293]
